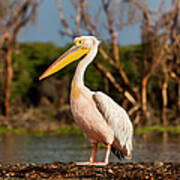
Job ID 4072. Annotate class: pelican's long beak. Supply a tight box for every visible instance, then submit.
[39,45,89,80]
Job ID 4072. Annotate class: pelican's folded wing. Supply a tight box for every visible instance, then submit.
[93,91,133,159]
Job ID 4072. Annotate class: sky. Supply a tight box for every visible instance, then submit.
[19,0,64,45]
[19,0,170,47]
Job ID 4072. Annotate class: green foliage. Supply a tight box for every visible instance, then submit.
[0,126,8,134]
[55,125,83,135]
[1,125,180,135]
[34,130,44,137]
[136,126,156,134]
[12,128,28,135]
[171,126,180,134]
[135,126,180,135]
[12,42,65,104]
[85,65,104,91]
[119,45,141,86]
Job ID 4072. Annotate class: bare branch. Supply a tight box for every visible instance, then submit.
[71,0,82,36]
[56,0,74,37]
[133,0,153,26]
[94,61,137,105]
[154,0,167,14]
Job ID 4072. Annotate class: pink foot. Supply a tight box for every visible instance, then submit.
[75,161,108,166]
[75,162,91,166]
[89,162,108,166]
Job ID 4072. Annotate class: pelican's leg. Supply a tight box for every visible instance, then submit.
[89,143,98,163]
[76,143,111,166]
[90,143,111,166]
[104,144,111,163]
[76,143,98,165]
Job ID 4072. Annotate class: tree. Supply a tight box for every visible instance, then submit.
[133,0,180,124]
[168,0,180,123]
[0,0,41,116]
[133,0,174,124]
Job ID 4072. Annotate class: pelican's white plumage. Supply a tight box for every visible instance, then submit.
[39,36,134,165]
[93,91,133,159]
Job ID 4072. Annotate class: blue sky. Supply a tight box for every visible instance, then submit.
[19,0,169,47]
[19,0,63,45]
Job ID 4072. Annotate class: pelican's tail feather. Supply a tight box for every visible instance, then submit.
[111,146,125,160]
[111,144,131,160]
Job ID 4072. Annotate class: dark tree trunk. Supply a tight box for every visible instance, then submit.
[3,38,13,116]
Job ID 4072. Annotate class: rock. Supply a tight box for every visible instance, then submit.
[154,161,164,167]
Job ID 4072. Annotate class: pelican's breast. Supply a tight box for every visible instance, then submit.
[70,82,114,144]
[71,81,81,100]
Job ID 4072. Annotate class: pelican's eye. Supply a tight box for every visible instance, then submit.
[75,39,83,47]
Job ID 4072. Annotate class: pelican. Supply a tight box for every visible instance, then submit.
[39,36,133,166]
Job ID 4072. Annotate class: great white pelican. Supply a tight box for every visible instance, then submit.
[39,36,133,166]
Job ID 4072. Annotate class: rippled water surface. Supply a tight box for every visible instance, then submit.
[0,133,179,164]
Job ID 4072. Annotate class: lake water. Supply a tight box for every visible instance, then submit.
[0,133,180,164]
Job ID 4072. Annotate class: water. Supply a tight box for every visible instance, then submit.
[0,133,179,164]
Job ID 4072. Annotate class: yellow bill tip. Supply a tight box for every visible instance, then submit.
[39,75,43,81]
[39,72,48,80]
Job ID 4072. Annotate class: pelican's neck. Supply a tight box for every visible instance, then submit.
[72,45,98,87]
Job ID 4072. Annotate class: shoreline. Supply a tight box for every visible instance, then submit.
[0,125,180,136]
[0,161,179,179]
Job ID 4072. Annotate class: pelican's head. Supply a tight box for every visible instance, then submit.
[74,36,100,49]
[39,36,100,80]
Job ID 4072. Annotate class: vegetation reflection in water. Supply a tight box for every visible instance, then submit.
[0,132,180,164]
